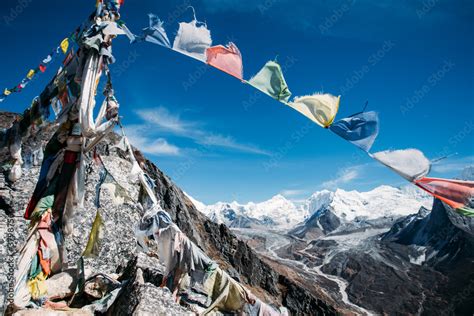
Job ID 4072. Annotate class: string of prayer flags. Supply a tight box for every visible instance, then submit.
[206,42,243,80]
[329,111,379,152]
[248,60,292,102]
[0,35,73,103]
[288,93,340,128]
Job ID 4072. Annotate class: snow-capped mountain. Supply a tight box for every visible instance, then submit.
[306,185,432,222]
[461,165,474,181]
[188,194,307,229]
[189,185,432,231]
[292,185,432,238]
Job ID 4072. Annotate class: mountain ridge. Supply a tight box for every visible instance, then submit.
[192,184,433,233]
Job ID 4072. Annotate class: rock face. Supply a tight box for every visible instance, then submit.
[290,209,340,239]
[0,112,337,315]
[109,253,191,316]
[381,200,474,315]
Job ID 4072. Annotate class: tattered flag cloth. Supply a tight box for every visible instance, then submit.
[371,149,431,182]
[101,21,127,36]
[288,93,340,128]
[52,151,78,222]
[95,161,132,208]
[137,13,171,48]
[83,210,104,258]
[172,19,212,62]
[134,207,287,315]
[330,111,379,152]
[119,129,159,206]
[206,42,243,80]
[415,177,474,215]
[117,21,136,42]
[248,60,291,102]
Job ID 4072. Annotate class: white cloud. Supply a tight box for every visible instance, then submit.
[135,107,193,134]
[199,134,271,156]
[279,189,308,197]
[125,128,180,156]
[321,165,361,189]
[134,107,270,156]
[431,156,474,174]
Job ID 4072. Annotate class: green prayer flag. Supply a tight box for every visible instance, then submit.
[457,206,474,217]
[248,60,292,102]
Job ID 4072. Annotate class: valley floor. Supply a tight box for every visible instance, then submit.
[233,228,385,315]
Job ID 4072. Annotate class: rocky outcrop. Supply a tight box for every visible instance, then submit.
[290,209,340,239]
[382,200,474,268]
[381,200,474,315]
[109,253,191,316]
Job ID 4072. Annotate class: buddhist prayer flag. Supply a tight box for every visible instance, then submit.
[371,149,431,182]
[173,20,212,62]
[140,14,170,48]
[288,93,340,128]
[42,55,53,64]
[330,111,379,152]
[83,210,104,258]
[206,42,243,80]
[248,60,291,102]
[102,21,126,36]
[27,69,35,79]
[458,206,474,217]
[118,21,136,43]
[60,38,69,54]
[415,177,474,215]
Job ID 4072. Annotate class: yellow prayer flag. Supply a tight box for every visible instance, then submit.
[82,210,104,258]
[27,69,35,79]
[288,93,341,128]
[60,38,69,54]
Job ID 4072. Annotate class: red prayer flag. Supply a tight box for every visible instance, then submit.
[415,177,474,209]
[206,42,243,80]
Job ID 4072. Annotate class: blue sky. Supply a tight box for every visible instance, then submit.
[1,0,473,203]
